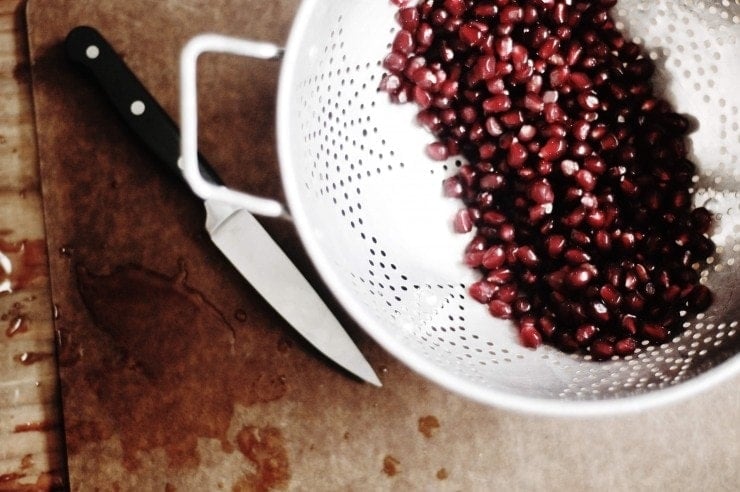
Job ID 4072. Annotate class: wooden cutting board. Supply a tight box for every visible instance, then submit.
[26,0,739,490]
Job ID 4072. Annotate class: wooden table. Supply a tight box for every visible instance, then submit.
[0,0,65,488]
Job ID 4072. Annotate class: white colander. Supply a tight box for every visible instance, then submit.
[179,0,740,415]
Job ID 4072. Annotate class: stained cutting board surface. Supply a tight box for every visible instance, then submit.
[25,0,739,490]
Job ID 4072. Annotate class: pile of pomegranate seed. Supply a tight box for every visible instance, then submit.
[381,0,715,359]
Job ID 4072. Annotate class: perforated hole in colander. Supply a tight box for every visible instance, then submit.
[280,0,739,410]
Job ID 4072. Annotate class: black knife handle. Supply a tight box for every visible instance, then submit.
[65,25,222,186]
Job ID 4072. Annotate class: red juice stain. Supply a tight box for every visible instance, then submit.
[382,455,401,477]
[14,352,53,365]
[0,470,65,491]
[71,263,288,471]
[6,315,29,337]
[3,302,30,338]
[418,415,440,438]
[20,455,34,470]
[14,421,55,433]
[233,426,290,492]
[0,237,48,294]
[436,468,449,480]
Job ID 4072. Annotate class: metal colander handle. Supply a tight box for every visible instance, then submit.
[179,34,289,218]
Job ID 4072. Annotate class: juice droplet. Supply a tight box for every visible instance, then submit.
[14,352,53,366]
[418,415,440,438]
[234,309,248,322]
[6,316,29,337]
[382,455,401,477]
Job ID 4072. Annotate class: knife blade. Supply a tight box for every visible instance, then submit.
[65,26,381,387]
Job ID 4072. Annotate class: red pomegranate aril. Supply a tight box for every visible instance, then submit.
[546,235,566,258]
[614,337,637,356]
[529,179,554,204]
[442,176,463,198]
[483,94,512,113]
[498,223,516,242]
[549,66,570,88]
[537,37,560,59]
[443,0,466,17]
[518,124,537,142]
[396,7,419,31]
[500,110,524,128]
[544,102,567,123]
[426,141,449,161]
[416,22,434,46]
[383,52,407,72]
[599,284,622,308]
[537,316,556,338]
[489,300,513,319]
[569,71,592,90]
[568,267,594,288]
[642,322,668,343]
[595,230,611,251]
[412,67,437,89]
[481,245,506,270]
[469,280,498,304]
[590,339,615,360]
[500,4,524,24]
[574,169,597,192]
[687,285,713,312]
[523,93,545,113]
[539,137,567,160]
[393,29,415,54]
[507,141,529,168]
[453,208,473,233]
[565,248,591,265]
[562,207,586,228]
[514,297,532,315]
[459,22,484,46]
[576,324,598,346]
[485,267,513,285]
[690,207,713,234]
[516,246,540,269]
[520,324,543,348]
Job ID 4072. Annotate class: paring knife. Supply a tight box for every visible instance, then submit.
[65,26,381,387]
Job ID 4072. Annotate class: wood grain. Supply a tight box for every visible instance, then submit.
[0,0,65,488]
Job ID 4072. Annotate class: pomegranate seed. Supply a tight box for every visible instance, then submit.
[393,30,415,54]
[483,94,512,113]
[520,324,543,348]
[568,267,594,288]
[459,23,484,45]
[442,176,463,198]
[500,5,523,24]
[443,0,466,17]
[590,339,614,360]
[453,208,473,233]
[489,300,513,319]
[539,137,567,160]
[642,322,668,343]
[615,337,636,356]
[396,7,419,31]
[426,141,449,161]
[575,169,597,192]
[469,280,498,304]
[576,324,598,346]
[487,268,514,285]
[546,235,566,258]
[482,246,506,269]
[507,141,529,168]
[529,179,554,204]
